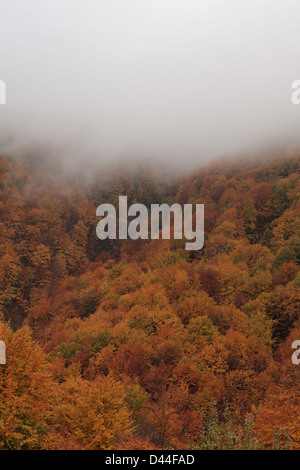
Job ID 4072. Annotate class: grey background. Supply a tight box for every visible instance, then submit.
[1,0,300,168]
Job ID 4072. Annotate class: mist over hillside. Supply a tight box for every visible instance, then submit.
[1,0,300,168]
[1,0,300,453]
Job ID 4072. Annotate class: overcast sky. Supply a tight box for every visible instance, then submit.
[1,0,300,168]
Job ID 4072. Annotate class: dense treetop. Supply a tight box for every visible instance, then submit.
[0,151,299,449]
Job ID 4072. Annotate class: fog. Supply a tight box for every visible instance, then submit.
[1,0,300,169]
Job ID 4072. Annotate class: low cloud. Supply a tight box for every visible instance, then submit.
[1,0,300,169]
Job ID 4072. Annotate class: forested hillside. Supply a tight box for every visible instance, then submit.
[0,151,299,449]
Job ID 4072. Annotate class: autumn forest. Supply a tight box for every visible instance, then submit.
[0,150,299,450]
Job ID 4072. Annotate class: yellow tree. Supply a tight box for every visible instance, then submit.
[57,374,133,449]
[0,321,54,449]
